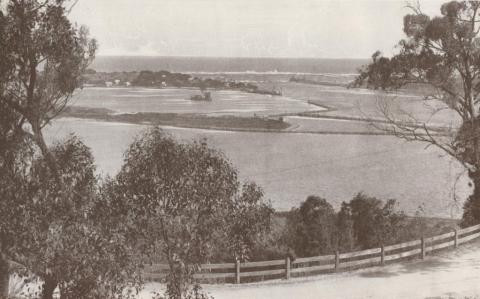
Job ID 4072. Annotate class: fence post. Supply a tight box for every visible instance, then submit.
[335,250,340,271]
[381,245,385,266]
[421,236,426,260]
[285,256,291,280]
[235,259,240,284]
[454,229,459,249]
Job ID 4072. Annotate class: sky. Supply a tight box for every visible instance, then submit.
[69,0,446,59]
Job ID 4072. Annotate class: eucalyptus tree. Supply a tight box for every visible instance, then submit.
[105,128,273,299]
[0,100,32,298]
[353,1,480,225]
[0,0,96,178]
[0,0,96,297]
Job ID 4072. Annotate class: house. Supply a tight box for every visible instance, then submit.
[114,79,121,85]
[105,81,113,87]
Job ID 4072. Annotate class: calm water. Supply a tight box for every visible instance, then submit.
[70,87,319,116]
[91,56,368,74]
[45,118,470,218]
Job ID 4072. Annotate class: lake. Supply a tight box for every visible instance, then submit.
[45,118,470,218]
[70,87,319,116]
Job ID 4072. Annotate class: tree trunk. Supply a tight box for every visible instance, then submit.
[32,125,61,182]
[462,170,480,227]
[0,255,9,299]
[166,263,184,299]
[41,278,57,299]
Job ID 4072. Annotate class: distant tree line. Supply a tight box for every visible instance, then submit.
[84,69,264,93]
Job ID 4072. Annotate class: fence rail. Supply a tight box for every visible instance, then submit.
[143,224,480,284]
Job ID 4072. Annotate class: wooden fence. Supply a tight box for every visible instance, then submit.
[143,224,480,284]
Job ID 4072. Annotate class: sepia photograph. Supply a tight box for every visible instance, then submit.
[1,0,480,298]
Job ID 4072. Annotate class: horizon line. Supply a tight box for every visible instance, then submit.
[94,55,371,60]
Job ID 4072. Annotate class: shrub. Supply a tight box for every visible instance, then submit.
[285,196,337,257]
[348,193,408,249]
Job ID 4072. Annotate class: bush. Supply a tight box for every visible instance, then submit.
[285,196,337,257]
[347,193,408,249]
[336,202,355,252]
[281,193,411,258]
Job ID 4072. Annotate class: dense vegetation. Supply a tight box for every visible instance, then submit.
[0,0,97,297]
[1,125,274,299]
[246,194,457,261]
[84,69,282,95]
[100,127,273,298]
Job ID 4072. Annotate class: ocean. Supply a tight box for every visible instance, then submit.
[90,56,368,74]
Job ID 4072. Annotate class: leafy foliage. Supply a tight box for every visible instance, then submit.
[0,82,34,299]
[283,194,409,257]
[0,0,97,179]
[347,193,408,249]
[336,202,355,252]
[285,196,337,257]
[105,127,273,299]
[1,1,99,297]
[1,136,141,299]
[220,182,274,262]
